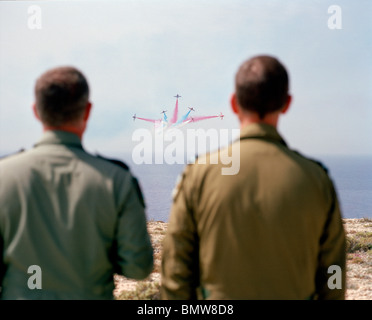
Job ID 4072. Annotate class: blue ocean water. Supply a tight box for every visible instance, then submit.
[317,155,372,220]
[129,161,185,222]
[126,155,372,222]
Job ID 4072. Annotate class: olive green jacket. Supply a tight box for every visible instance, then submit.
[0,130,153,299]
[161,123,345,300]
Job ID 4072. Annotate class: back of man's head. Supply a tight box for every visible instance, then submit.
[35,66,89,127]
[235,55,289,119]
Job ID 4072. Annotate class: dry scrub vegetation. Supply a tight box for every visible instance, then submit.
[114,218,372,300]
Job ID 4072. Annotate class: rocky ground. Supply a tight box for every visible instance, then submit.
[343,219,372,300]
[114,218,372,300]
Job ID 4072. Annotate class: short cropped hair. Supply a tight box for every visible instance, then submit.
[35,66,89,127]
[235,55,289,119]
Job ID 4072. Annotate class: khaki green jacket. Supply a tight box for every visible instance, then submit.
[0,131,153,299]
[161,123,345,300]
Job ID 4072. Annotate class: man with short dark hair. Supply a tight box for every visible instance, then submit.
[0,66,153,299]
[234,55,290,119]
[161,55,346,300]
[34,66,90,128]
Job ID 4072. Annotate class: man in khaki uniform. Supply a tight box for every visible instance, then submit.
[0,66,153,299]
[161,55,346,300]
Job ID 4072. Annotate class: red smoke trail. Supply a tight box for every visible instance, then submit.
[137,117,161,123]
[189,115,219,122]
[170,98,178,124]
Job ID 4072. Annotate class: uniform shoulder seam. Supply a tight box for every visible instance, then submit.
[292,150,329,174]
[95,154,145,208]
[95,154,130,171]
[0,149,25,162]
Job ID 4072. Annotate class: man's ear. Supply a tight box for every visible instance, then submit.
[83,102,92,121]
[32,104,40,120]
[230,93,239,114]
[281,95,292,114]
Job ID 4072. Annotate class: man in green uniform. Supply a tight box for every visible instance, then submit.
[161,55,346,300]
[0,66,153,299]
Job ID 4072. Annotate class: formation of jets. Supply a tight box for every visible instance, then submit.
[132,94,224,126]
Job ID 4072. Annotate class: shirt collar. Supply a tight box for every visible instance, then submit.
[239,123,287,147]
[34,130,84,150]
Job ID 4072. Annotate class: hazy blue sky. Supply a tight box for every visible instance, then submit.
[0,0,371,158]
